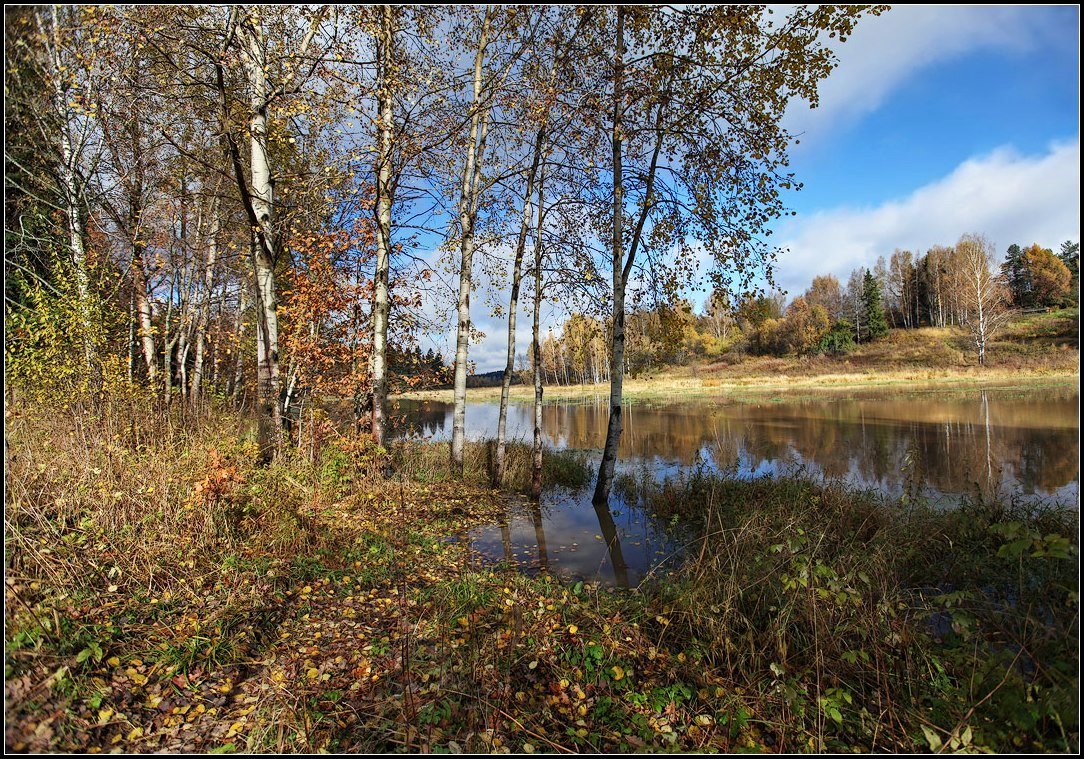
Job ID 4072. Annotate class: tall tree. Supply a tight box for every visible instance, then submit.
[1001,243,1028,306]
[449,7,497,476]
[845,268,866,343]
[1058,240,1079,305]
[368,5,397,446]
[1021,243,1071,307]
[862,269,889,340]
[494,7,583,488]
[958,233,1012,365]
[580,5,883,504]
[804,274,844,323]
[216,5,331,455]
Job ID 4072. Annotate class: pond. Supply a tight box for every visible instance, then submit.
[391,386,1079,586]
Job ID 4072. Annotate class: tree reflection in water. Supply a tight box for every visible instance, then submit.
[399,388,1078,584]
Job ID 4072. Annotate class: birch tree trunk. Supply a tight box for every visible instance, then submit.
[592,8,667,506]
[231,287,247,402]
[369,5,396,446]
[530,168,546,501]
[117,110,158,387]
[49,5,98,385]
[450,9,494,476]
[163,276,175,404]
[132,242,157,386]
[592,7,626,506]
[241,9,284,456]
[191,195,219,405]
[494,127,544,488]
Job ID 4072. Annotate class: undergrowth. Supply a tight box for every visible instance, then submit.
[4,393,1078,753]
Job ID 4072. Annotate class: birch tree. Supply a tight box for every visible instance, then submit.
[214,5,331,454]
[494,7,584,488]
[589,5,882,504]
[958,233,1013,366]
[368,4,396,446]
[449,7,497,476]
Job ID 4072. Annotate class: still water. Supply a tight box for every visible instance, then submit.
[392,387,1079,586]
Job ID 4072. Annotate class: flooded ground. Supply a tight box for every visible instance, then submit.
[392,386,1079,585]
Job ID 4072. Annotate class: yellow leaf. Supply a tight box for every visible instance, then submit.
[611,665,625,681]
[567,624,578,634]
[97,708,113,724]
[306,667,320,679]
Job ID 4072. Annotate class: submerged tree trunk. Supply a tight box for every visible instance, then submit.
[593,7,665,506]
[593,7,626,506]
[450,9,494,477]
[494,127,544,488]
[530,499,548,571]
[369,5,396,446]
[530,168,546,501]
[593,501,629,588]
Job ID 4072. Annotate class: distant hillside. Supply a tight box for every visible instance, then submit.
[466,370,525,389]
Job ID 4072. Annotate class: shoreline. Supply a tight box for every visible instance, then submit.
[392,366,1080,404]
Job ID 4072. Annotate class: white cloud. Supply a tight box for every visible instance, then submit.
[426,140,1080,370]
[774,139,1081,294]
[787,6,1060,145]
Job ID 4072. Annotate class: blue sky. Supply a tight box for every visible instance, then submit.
[771,4,1080,297]
[437,5,1081,372]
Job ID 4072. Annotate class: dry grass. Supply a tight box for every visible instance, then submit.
[398,310,1078,404]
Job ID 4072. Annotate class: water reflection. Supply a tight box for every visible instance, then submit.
[467,489,674,588]
[395,388,1079,502]
[398,387,1079,585]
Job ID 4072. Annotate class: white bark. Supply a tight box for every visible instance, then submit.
[191,195,219,404]
[531,168,546,501]
[593,7,627,506]
[369,5,396,446]
[49,6,97,381]
[450,9,494,476]
[594,7,666,506]
[241,8,284,453]
[495,127,545,488]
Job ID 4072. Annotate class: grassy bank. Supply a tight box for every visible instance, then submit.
[399,308,1079,404]
[5,398,1078,752]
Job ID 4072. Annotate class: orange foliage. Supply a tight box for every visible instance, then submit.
[280,221,373,398]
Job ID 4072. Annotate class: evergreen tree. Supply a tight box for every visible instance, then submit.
[1059,240,1079,305]
[863,270,889,340]
[1001,243,1029,306]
